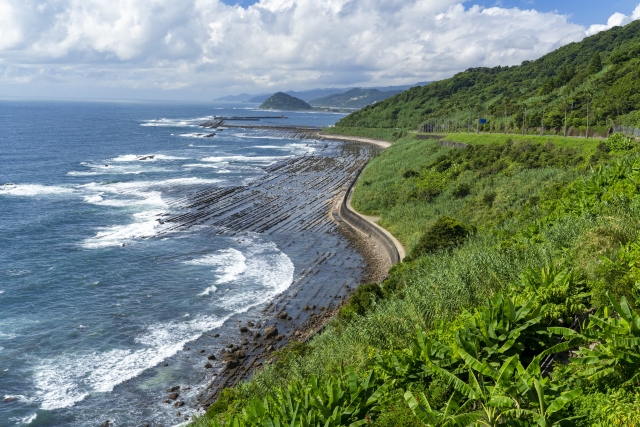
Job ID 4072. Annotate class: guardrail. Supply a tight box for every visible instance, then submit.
[338,168,401,266]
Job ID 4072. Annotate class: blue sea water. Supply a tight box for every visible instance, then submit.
[0,99,345,426]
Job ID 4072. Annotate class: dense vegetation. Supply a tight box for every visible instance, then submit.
[192,131,640,426]
[259,92,312,110]
[336,21,640,134]
[310,88,403,109]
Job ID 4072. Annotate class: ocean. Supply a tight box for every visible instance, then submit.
[0,99,349,426]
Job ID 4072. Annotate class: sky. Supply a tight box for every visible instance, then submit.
[0,0,639,101]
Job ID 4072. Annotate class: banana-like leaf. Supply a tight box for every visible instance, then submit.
[431,363,478,399]
[458,347,498,378]
[404,390,438,425]
[538,337,585,358]
[365,380,394,406]
[546,388,582,415]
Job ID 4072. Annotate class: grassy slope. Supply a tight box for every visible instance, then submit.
[321,126,405,142]
[336,21,640,131]
[193,133,640,426]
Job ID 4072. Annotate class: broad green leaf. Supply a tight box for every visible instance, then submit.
[546,388,582,415]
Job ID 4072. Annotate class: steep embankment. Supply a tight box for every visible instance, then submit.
[337,21,640,133]
[194,130,640,426]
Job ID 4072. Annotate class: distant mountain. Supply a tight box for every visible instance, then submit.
[213,92,271,102]
[309,88,403,108]
[220,82,431,104]
[259,92,312,110]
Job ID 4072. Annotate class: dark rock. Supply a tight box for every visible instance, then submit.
[183,347,190,351]
[247,321,255,327]
[239,326,248,333]
[213,333,220,337]
[101,422,110,427]
[200,349,205,353]
[277,311,288,319]
[226,344,234,348]
[226,360,239,369]
[253,332,261,338]
[266,345,274,352]
[275,334,285,341]
[287,316,292,321]
[204,362,213,369]
[234,350,246,359]
[163,363,169,366]
[303,305,309,311]
[174,401,185,407]
[3,397,17,403]
[207,354,216,360]
[163,399,171,404]
[167,393,179,400]
[166,386,180,392]
[311,305,316,310]
[264,326,278,338]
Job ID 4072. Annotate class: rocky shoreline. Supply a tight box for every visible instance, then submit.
[140,130,400,425]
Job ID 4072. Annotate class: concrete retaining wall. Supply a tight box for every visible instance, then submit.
[338,169,401,266]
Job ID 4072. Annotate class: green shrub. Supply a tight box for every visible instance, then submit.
[607,132,635,150]
[406,216,475,261]
[338,283,384,322]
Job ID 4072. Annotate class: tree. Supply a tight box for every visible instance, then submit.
[584,86,594,138]
[560,97,572,137]
[587,52,603,75]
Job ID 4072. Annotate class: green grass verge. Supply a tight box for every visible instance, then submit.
[321,126,404,142]
[441,132,604,151]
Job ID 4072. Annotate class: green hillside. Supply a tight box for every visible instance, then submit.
[259,92,312,110]
[337,21,640,133]
[309,88,402,108]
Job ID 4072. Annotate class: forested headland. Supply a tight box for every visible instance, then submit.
[337,21,640,136]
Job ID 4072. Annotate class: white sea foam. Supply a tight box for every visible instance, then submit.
[217,241,294,311]
[34,313,229,410]
[31,241,293,412]
[0,184,74,197]
[22,413,38,424]
[3,394,33,404]
[140,117,210,128]
[186,249,247,295]
[111,154,188,163]
[179,133,216,139]
[81,209,163,249]
[182,163,223,169]
[201,155,286,163]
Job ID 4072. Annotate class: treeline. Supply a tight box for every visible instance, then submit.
[336,21,640,133]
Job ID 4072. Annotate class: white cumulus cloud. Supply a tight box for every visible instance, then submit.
[587,4,640,36]
[0,0,638,99]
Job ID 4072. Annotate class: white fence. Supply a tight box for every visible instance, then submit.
[614,125,640,138]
